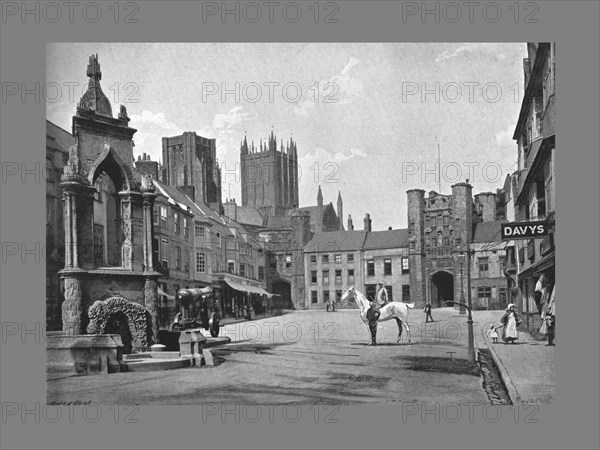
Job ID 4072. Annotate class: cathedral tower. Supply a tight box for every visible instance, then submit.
[240,131,298,217]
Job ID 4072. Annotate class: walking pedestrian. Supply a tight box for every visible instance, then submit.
[500,303,522,344]
[423,302,434,323]
[366,300,381,345]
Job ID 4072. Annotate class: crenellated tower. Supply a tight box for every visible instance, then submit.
[240,130,299,217]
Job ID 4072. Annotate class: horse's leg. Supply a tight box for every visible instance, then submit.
[394,317,403,343]
[404,320,411,344]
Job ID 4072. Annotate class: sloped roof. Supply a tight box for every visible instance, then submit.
[235,205,264,227]
[153,180,193,212]
[304,231,368,253]
[363,229,410,249]
[152,180,228,228]
[298,202,337,229]
[46,120,75,152]
[472,220,505,244]
[265,215,292,230]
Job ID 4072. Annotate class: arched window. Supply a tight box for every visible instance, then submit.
[93,172,122,267]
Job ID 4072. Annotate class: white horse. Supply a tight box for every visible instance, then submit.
[341,286,415,344]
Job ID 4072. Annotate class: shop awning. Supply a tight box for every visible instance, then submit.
[251,286,275,298]
[518,253,555,279]
[225,280,274,297]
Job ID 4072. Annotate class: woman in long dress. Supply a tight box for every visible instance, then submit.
[500,303,522,344]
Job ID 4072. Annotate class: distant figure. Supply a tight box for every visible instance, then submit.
[487,325,500,344]
[500,303,522,344]
[423,302,434,323]
[366,300,381,345]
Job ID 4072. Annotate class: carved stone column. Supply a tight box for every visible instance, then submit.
[141,188,157,272]
[62,190,73,268]
[141,176,159,344]
[61,275,83,335]
[119,192,134,270]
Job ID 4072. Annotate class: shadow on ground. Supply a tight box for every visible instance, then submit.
[393,355,481,377]
[211,341,292,356]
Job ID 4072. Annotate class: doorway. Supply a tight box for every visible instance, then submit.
[430,271,454,308]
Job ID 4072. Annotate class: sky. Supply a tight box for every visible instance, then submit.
[47,43,528,230]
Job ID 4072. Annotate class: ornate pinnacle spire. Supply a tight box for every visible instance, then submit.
[78,54,113,118]
[86,53,102,80]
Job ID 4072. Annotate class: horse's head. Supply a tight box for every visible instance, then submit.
[341,286,355,303]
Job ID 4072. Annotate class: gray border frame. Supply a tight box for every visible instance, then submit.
[1,1,599,449]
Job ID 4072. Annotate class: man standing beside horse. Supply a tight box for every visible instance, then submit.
[366,282,389,345]
[367,300,381,345]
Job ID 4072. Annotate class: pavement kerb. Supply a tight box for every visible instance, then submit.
[486,341,520,405]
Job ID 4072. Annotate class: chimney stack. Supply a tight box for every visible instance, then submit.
[224,198,237,221]
[347,214,354,231]
[364,213,372,232]
[134,154,159,180]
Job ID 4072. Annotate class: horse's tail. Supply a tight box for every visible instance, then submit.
[406,303,415,309]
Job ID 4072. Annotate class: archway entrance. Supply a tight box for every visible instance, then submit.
[271,280,292,309]
[105,311,133,354]
[430,271,454,308]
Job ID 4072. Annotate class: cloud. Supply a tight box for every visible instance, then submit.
[295,57,364,116]
[495,123,515,147]
[129,107,257,162]
[129,110,181,158]
[435,43,509,64]
[212,106,257,130]
[299,147,367,164]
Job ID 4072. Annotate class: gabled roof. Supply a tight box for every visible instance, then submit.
[363,229,410,250]
[298,202,337,229]
[472,220,505,244]
[304,231,368,253]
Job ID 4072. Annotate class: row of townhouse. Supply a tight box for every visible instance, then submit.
[503,42,556,333]
[302,194,510,311]
[147,172,271,329]
[303,229,412,309]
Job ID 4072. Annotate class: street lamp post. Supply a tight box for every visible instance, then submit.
[458,253,466,315]
[447,246,475,363]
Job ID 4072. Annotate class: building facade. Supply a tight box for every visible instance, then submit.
[135,153,271,324]
[46,121,75,330]
[150,180,196,330]
[505,42,556,333]
[304,231,367,309]
[303,184,508,311]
